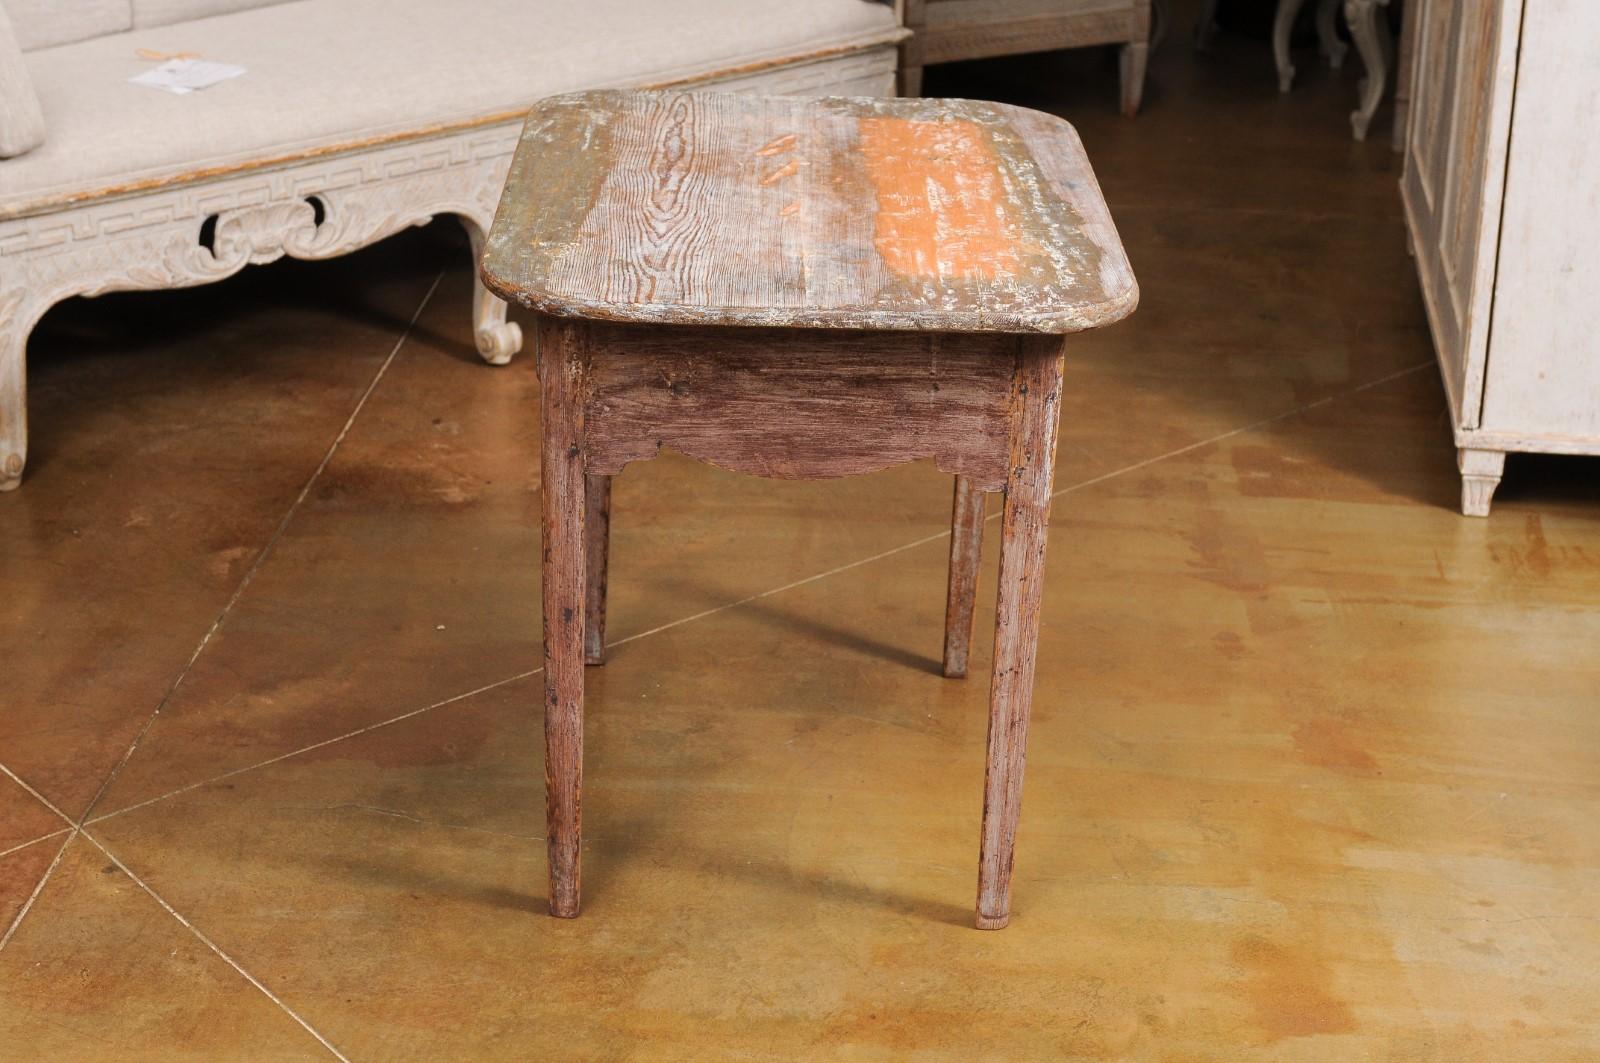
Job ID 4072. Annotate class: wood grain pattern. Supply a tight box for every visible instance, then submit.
[482,92,1137,334]
[976,337,1065,930]
[538,317,588,919]
[943,475,987,679]
[584,474,612,666]
[578,322,1020,489]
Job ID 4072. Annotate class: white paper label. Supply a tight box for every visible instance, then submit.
[130,58,246,95]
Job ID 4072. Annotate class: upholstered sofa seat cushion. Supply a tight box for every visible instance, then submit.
[0,0,901,219]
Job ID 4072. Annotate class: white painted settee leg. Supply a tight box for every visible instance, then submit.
[0,297,43,492]
[461,216,522,366]
[1459,447,1505,517]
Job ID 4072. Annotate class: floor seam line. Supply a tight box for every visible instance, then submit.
[80,359,1433,826]
[0,828,73,861]
[69,268,447,835]
[0,831,75,953]
[87,666,544,827]
[0,761,77,828]
[80,831,352,1062]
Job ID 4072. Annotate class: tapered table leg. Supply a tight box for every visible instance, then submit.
[538,317,588,919]
[943,475,987,678]
[976,339,1065,930]
[584,474,612,665]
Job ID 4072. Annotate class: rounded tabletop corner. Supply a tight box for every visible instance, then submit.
[481,91,1137,335]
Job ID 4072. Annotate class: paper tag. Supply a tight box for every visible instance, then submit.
[130,58,246,95]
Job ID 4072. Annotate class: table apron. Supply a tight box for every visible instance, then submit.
[551,318,1050,489]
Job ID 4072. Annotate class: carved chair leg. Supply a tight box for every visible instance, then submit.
[976,340,1064,930]
[1315,0,1347,67]
[538,317,587,918]
[584,473,612,666]
[1459,448,1505,518]
[1273,0,1310,92]
[1345,0,1389,141]
[1194,0,1220,50]
[1119,41,1150,118]
[461,216,524,366]
[944,475,987,678]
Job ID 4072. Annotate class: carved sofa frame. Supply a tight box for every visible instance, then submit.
[0,15,902,492]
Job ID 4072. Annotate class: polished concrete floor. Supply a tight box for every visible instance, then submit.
[4,18,1599,1063]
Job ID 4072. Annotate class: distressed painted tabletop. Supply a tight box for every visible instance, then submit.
[481,91,1137,333]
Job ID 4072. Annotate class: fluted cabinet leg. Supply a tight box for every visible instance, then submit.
[1459,448,1505,518]
[943,475,987,679]
[976,339,1065,930]
[538,316,587,918]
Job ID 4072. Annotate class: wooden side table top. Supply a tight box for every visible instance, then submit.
[481,91,1137,334]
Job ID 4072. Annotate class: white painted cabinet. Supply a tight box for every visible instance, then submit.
[1400,0,1600,515]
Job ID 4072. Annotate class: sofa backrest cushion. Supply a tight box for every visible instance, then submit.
[0,2,45,155]
[4,0,132,52]
[131,0,297,30]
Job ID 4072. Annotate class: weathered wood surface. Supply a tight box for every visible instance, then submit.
[482,91,1137,334]
[943,475,986,679]
[580,322,1020,489]
[976,336,1065,930]
[584,474,612,665]
[538,317,588,919]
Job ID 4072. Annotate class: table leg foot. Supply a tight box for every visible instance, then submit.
[540,317,588,919]
[975,340,1064,931]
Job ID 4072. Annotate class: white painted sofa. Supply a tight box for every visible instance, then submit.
[0,0,904,491]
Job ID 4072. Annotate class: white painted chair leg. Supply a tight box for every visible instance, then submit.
[1459,448,1505,517]
[460,216,523,366]
[1316,0,1347,67]
[1273,0,1310,92]
[1120,41,1149,117]
[1345,0,1390,141]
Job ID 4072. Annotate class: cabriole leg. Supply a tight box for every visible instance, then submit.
[538,316,588,917]
[1459,448,1505,518]
[461,216,524,366]
[944,475,987,678]
[1273,0,1310,92]
[1316,0,1347,67]
[976,339,1065,930]
[1345,0,1390,140]
[584,474,612,665]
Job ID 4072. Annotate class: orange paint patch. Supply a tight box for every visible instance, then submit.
[760,159,799,186]
[857,117,1020,281]
[755,133,797,156]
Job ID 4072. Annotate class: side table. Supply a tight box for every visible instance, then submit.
[482,91,1137,929]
